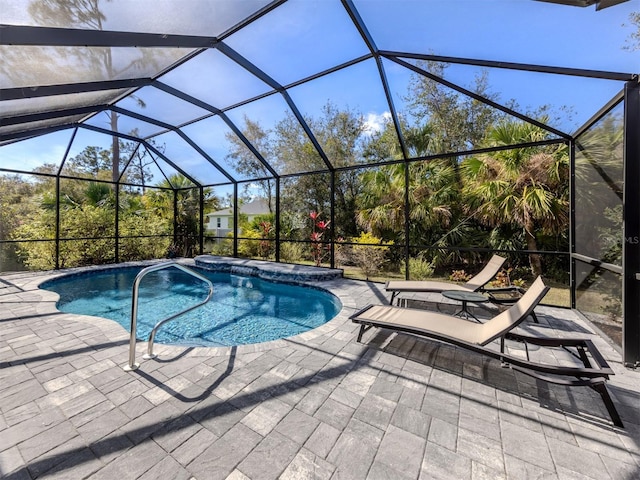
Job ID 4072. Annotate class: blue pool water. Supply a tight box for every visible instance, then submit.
[41,266,342,347]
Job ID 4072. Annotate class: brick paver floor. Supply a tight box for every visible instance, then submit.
[1,261,639,479]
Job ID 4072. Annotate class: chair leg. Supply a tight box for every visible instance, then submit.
[591,382,624,428]
[500,337,509,368]
[530,310,539,323]
[357,324,373,343]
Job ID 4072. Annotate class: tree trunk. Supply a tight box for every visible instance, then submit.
[526,230,543,277]
[110,113,119,186]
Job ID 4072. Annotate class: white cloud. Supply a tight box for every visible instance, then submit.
[363,112,392,136]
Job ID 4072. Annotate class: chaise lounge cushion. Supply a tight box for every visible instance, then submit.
[354,276,548,346]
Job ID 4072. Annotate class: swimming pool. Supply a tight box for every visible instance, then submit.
[41,266,342,347]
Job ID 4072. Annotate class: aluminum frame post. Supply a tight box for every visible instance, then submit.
[275,178,281,263]
[623,80,640,368]
[115,182,120,263]
[199,186,204,255]
[55,176,60,270]
[233,184,239,257]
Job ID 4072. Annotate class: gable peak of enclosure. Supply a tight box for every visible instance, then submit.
[1,1,640,365]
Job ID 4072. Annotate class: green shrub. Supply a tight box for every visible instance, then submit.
[334,241,352,268]
[238,229,262,258]
[351,232,393,280]
[280,242,304,263]
[402,256,435,280]
[207,239,233,256]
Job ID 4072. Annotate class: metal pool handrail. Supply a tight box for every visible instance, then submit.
[124,261,214,371]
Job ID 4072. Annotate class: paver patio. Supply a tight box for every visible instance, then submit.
[1,261,639,479]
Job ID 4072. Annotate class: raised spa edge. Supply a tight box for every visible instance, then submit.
[194,255,343,283]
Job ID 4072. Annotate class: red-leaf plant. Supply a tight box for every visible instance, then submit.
[258,221,273,260]
[309,211,330,266]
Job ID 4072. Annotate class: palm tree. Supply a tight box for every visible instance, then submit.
[146,174,201,256]
[357,159,458,243]
[463,119,569,276]
[357,163,406,238]
[358,120,464,268]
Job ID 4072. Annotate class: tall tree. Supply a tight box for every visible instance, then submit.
[624,11,640,50]
[119,131,164,193]
[0,175,38,241]
[66,145,112,177]
[225,117,277,212]
[463,119,569,276]
[406,62,503,154]
[274,103,367,238]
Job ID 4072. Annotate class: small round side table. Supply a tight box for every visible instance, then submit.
[441,290,489,323]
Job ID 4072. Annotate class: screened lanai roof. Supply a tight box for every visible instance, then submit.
[1,0,637,188]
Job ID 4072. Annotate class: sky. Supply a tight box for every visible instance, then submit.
[1,0,638,186]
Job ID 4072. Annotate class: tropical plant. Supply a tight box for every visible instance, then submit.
[147,174,217,257]
[462,119,569,276]
[309,211,330,266]
[258,221,274,260]
[401,255,435,280]
[356,159,460,248]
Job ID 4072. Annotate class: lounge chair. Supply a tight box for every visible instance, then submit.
[386,254,539,322]
[385,254,507,305]
[350,276,623,427]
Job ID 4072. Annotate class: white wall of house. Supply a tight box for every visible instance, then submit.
[205,198,270,237]
[207,215,230,230]
[205,212,233,238]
